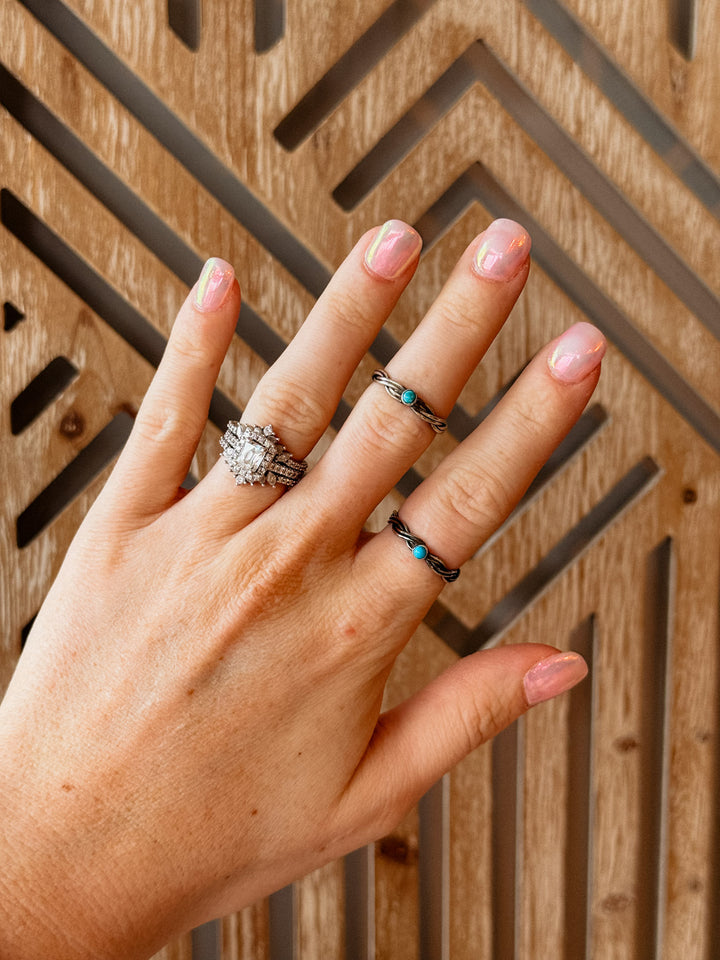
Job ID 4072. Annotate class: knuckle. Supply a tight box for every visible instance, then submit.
[252,374,327,439]
[132,398,189,448]
[453,678,507,753]
[168,329,216,369]
[321,284,372,336]
[355,395,427,464]
[436,460,514,534]
[223,535,308,622]
[428,291,482,341]
[506,400,548,443]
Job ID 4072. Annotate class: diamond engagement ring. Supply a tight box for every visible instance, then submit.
[220,423,308,487]
[371,370,447,433]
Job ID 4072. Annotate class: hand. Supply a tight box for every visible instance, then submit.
[0,219,604,960]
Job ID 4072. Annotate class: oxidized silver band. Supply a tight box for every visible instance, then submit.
[220,423,307,487]
[371,370,447,433]
[388,510,460,582]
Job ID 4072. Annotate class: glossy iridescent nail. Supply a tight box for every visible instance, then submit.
[194,257,235,312]
[547,322,607,383]
[472,219,531,281]
[364,220,422,280]
[523,652,588,706]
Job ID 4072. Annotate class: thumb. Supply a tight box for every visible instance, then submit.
[347,644,587,836]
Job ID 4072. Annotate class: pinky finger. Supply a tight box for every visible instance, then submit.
[345,644,587,833]
[106,258,240,519]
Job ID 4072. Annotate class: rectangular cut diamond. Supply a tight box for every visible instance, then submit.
[239,440,266,471]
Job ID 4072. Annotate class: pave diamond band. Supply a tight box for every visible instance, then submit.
[387,510,460,582]
[220,423,308,487]
[371,370,447,433]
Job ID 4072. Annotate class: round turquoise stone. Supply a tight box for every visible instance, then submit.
[401,389,416,405]
[412,544,429,560]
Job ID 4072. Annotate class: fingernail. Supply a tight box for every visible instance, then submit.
[364,220,422,280]
[547,322,607,383]
[523,652,588,706]
[472,219,531,281]
[194,257,235,312]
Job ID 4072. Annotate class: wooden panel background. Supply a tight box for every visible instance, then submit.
[1,0,719,957]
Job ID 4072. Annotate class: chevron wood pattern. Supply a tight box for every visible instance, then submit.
[2,1,719,958]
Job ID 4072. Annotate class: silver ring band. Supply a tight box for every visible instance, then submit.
[387,510,460,582]
[220,423,308,487]
[371,370,447,433]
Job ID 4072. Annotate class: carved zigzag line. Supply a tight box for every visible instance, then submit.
[432,457,661,655]
[334,40,720,346]
[16,3,720,454]
[413,162,720,454]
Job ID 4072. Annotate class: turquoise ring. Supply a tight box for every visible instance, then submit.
[371,370,447,433]
[387,511,460,583]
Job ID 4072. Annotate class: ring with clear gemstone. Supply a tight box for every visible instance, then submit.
[220,423,308,487]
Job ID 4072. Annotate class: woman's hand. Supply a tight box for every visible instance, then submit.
[0,219,604,960]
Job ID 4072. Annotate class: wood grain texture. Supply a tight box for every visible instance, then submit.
[2,1,719,958]
[564,0,720,170]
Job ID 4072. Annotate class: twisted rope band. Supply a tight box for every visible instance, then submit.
[371,370,447,433]
[387,510,460,582]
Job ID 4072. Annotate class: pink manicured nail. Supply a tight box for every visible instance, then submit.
[523,652,588,706]
[472,219,531,281]
[547,322,607,383]
[194,257,235,312]
[364,220,422,280]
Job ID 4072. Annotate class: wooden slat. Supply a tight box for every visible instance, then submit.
[221,902,270,960]
[562,0,720,171]
[448,741,493,958]
[295,861,345,960]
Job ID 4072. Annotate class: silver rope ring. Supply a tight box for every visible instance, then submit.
[371,370,447,433]
[387,510,460,582]
[220,423,308,487]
